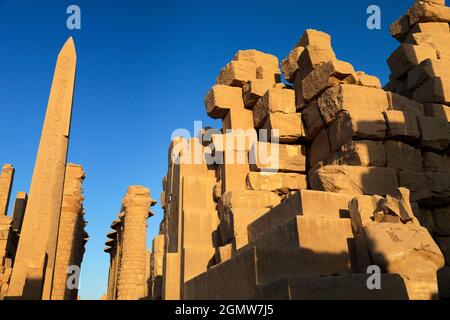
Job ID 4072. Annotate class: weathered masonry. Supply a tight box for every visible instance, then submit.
[147,0,450,300]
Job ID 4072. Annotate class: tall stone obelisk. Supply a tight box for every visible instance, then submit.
[7,37,77,300]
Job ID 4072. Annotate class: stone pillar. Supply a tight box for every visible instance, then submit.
[150,235,165,300]
[116,186,155,300]
[11,192,27,234]
[7,37,77,300]
[51,164,86,300]
[0,216,13,266]
[0,164,15,216]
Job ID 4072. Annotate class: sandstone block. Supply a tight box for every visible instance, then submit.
[405,31,450,53]
[257,65,282,84]
[399,170,450,204]
[0,164,14,217]
[219,207,267,249]
[253,87,296,128]
[222,50,280,85]
[327,110,386,152]
[217,60,257,87]
[380,187,416,222]
[242,80,273,108]
[418,115,450,151]
[364,223,445,281]
[385,140,423,172]
[318,84,388,124]
[387,44,437,78]
[423,151,448,173]
[220,191,280,215]
[253,216,353,273]
[296,29,332,48]
[309,165,399,196]
[205,85,244,119]
[407,1,450,25]
[293,75,307,111]
[309,128,331,167]
[222,155,250,192]
[262,112,304,143]
[281,47,304,83]
[297,45,336,80]
[421,0,446,5]
[301,100,325,140]
[248,190,353,243]
[409,21,450,34]
[302,60,355,101]
[413,205,435,234]
[390,15,411,42]
[432,206,450,236]
[349,195,384,235]
[408,59,450,92]
[352,72,382,88]
[222,109,254,131]
[246,172,308,194]
[328,141,386,167]
[384,110,421,141]
[211,131,256,153]
[250,142,307,173]
[387,91,424,115]
[413,77,450,104]
[424,103,450,122]
[233,50,279,68]
[387,78,412,98]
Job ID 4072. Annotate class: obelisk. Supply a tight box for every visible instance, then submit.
[7,37,77,300]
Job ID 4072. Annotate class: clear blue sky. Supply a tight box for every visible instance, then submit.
[0,0,415,300]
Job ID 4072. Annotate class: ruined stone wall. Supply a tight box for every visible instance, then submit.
[157,138,218,300]
[51,164,88,300]
[387,0,450,298]
[0,164,14,217]
[0,165,25,300]
[0,162,89,300]
[104,186,156,300]
[153,0,450,300]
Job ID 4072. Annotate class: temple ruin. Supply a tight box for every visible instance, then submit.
[104,186,157,300]
[1,0,450,301]
[141,0,450,300]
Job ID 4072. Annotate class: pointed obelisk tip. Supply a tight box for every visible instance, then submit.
[60,36,77,58]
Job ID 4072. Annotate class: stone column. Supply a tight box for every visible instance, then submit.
[116,186,155,300]
[150,235,165,300]
[51,164,86,300]
[0,164,15,216]
[7,37,77,300]
[11,192,27,234]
